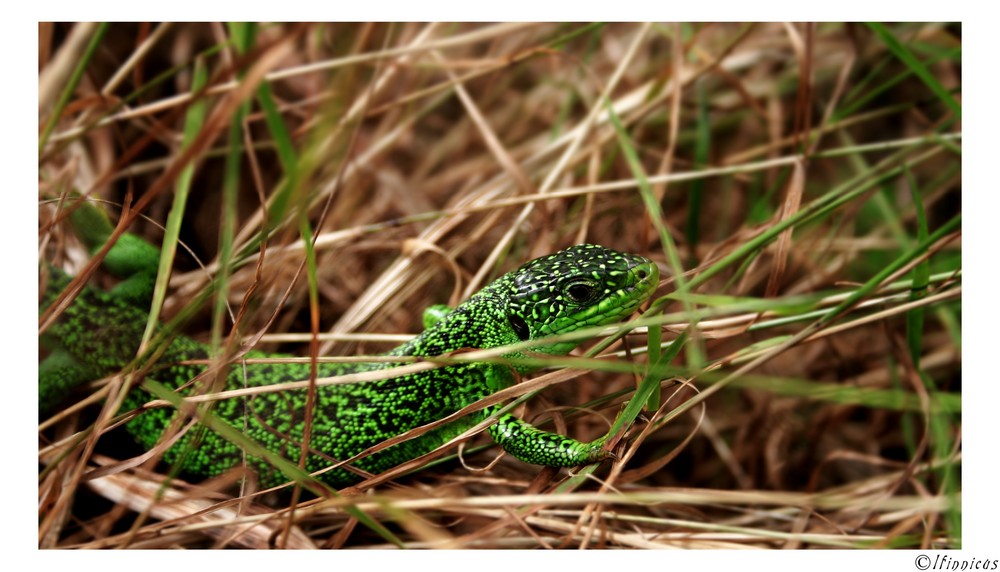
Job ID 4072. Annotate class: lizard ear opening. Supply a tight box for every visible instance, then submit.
[509,313,530,341]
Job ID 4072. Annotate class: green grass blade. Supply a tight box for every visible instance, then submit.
[866,23,961,119]
[684,144,945,293]
[724,373,959,413]
[140,56,208,351]
[644,312,662,412]
[607,99,706,372]
[210,23,258,349]
[687,79,710,260]
[905,167,931,364]
[39,23,109,154]
[608,330,689,440]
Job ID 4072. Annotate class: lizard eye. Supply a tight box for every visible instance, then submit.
[565,281,597,304]
[509,313,531,341]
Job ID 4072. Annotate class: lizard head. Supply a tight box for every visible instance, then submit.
[503,244,659,357]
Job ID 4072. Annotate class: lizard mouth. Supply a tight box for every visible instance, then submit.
[621,255,660,311]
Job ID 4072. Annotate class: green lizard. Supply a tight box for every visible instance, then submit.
[39,210,658,489]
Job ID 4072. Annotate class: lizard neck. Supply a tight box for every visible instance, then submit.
[392,284,518,359]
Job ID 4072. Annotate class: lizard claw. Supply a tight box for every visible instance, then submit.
[585,437,619,464]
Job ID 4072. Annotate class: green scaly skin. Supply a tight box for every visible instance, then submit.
[40,225,658,489]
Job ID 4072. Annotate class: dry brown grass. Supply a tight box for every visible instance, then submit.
[38,22,961,549]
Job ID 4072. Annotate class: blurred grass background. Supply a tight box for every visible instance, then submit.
[38,22,961,549]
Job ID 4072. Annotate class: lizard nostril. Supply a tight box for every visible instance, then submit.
[636,269,648,281]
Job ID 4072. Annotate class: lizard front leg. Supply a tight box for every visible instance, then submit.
[487,407,611,467]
